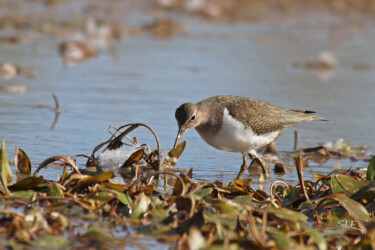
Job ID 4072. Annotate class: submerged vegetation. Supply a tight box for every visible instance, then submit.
[1,124,374,249]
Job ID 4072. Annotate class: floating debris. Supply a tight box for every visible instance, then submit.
[0,62,18,80]
[0,35,20,44]
[0,85,27,94]
[293,51,337,70]
[0,62,38,80]
[86,18,119,58]
[274,162,286,173]
[293,51,337,81]
[59,41,97,66]
[142,18,185,39]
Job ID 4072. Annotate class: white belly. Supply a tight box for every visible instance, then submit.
[196,108,279,153]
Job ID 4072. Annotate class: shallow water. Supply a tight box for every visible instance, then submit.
[0,15,374,189]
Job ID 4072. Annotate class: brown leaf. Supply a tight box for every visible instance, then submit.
[165,141,186,167]
[78,171,114,185]
[121,148,144,168]
[33,155,81,176]
[172,209,204,235]
[15,148,31,175]
[172,172,191,196]
[274,162,286,173]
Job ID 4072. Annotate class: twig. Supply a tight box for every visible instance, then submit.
[294,130,299,151]
[295,156,309,201]
[270,180,290,202]
[117,123,162,170]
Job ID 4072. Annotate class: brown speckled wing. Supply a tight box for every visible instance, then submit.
[203,95,316,135]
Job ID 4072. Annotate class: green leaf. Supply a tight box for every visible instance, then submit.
[267,226,295,249]
[193,187,213,198]
[48,182,64,201]
[265,207,308,223]
[110,189,132,206]
[331,174,371,196]
[366,155,375,180]
[9,176,45,191]
[0,138,13,195]
[204,213,237,228]
[151,207,169,222]
[31,235,70,249]
[10,190,36,201]
[131,192,151,219]
[211,199,240,214]
[350,181,375,202]
[79,227,118,248]
[309,230,327,250]
[316,193,372,222]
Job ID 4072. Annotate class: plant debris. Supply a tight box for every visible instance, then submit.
[0,124,374,249]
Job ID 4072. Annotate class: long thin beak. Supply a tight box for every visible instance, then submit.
[173,127,185,149]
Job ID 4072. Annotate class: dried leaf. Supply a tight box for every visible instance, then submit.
[14,148,31,175]
[103,182,125,192]
[33,155,81,176]
[0,138,13,195]
[121,148,144,168]
[165,141,186,167]
[105,124,140,151]
[313,174,331,181]
[172,172,191,196]
[248,157,267,175]
[78,171,114,185]
[176,197,194,215]
[172,209,204,235]
[274,162,286,173]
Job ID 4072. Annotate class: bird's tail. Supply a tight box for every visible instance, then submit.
[289,109,329,122]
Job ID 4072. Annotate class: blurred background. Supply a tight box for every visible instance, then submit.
[0,0,374,185]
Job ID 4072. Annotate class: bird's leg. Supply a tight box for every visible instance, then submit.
[236,153,248,179]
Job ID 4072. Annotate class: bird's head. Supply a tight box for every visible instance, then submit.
[173,102,200,149]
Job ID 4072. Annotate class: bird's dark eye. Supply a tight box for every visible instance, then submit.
[190,114,196,121]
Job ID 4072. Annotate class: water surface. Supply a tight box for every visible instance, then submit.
[0,15,374,188]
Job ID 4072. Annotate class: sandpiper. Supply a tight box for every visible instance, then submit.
[173,95,327,179]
